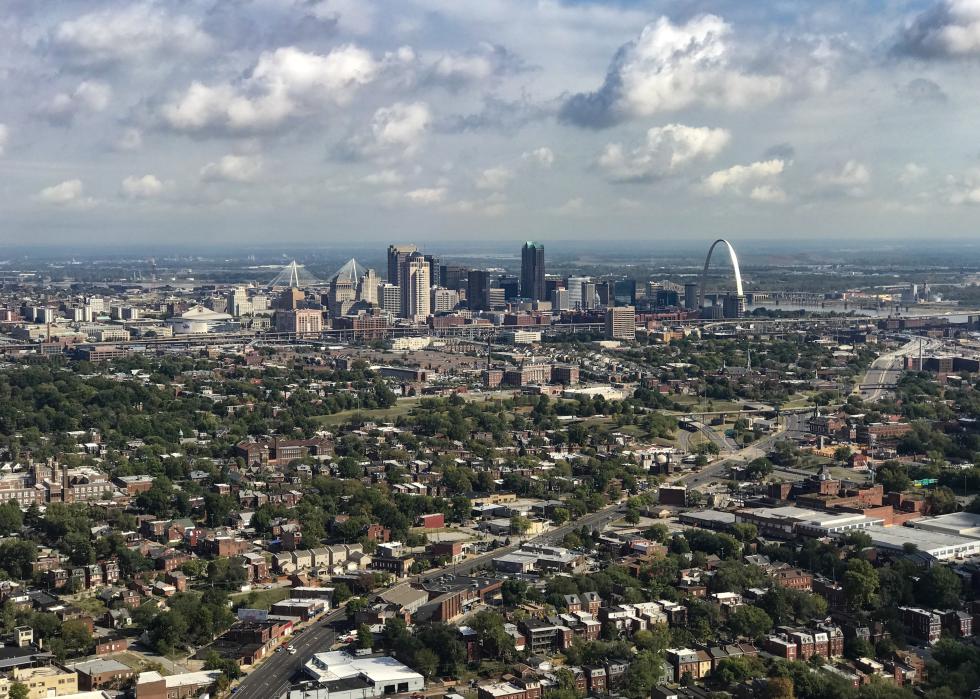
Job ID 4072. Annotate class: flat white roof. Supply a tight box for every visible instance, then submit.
[911,512,980,537]
[305,651,423,684]
[865,525,980,558]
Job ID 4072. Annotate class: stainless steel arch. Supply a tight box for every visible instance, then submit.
[698,239,743,308]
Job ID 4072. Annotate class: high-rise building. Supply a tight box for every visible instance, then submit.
[276,308,323,336]
[430,288,459,313]
[401,252,430,321]
[498,275,520,300]
[581,282,597,310]
[605,305,636,341]
[684,282,699,310]
[378,283,401,317]
[521,241,546,301]
[467,270,491,311]
[227,287,252,317]
[596,281,615,307]
[387,244,418,287]
[440,264,469,290]
[277,287,305,310]
[722,294,746,319]
[551,289,570,311]
[655,289,679,307]
[566,276,590,310]
[358,269,379,305]
[424,254,440,290]
[615,279,637,306]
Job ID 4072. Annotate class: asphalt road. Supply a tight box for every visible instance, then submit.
[233,608,343,699]
[233,501,626,699]
[857,337,940,402]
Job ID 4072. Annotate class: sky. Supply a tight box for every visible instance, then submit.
[2,0,980,247]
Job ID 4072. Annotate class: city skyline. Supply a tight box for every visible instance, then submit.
[3,1,980,245]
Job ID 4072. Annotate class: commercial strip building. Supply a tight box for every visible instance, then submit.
[296,652,425,699]
[734,506,883,539]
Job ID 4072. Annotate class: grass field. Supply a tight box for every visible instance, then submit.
[229,587,289,610]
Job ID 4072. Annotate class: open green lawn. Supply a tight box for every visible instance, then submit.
[72,596,107,618]
[229,587,289,610]
[314,399,421,426]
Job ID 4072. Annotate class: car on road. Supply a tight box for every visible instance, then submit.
[289,647,297,655]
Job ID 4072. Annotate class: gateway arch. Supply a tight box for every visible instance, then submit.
[698,239,744,309]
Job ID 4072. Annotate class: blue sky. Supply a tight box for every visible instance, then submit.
[1,0,979,246]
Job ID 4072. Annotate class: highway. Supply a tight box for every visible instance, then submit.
[231,501,626,699]
[856,337,940,402]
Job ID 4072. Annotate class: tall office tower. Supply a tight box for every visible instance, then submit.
[581,282,597,310]
[467,270,491,311]
[655,289,679,307]
[401,253,431,321]
[551,288,570,311]
[227,287,251,316]
[545,278,563,298]
[520,241,546,301]
[440,264,469,290]
[684,282,699,309]
[386,244,418,286]
[358,269,379,305]
[278,287,305,310]
[722,294,746,319]
[615,279,637,306]
[605,305,636,340]
[566,276,590,309]
[276,308,323,336]
[488,288,506,308]
[378,283,401,316]
[423,255,440,290]
[596,281,615,307]
[430,288,459,313]
[498,275,520,300]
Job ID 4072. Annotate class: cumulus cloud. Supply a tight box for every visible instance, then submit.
[342,102,431,161]
[551,197,586,215]
[120,174,165,199]
[306,0,377,35]
[37,81,112,125]
[426,43,527,90]
[596,124,730,183]
[403,187,446,204]
[50,3,212,66]
[816,160,871,197]
[702,159,786,200]
[161,45,378,133]
[0,124,7,156]
[475,166,514,191]
[947,169,980,204]
[36,179,95,207]
[522,147,555,168]
[200,154,263,182]
[560,15,784,128]
[893,0,980,59]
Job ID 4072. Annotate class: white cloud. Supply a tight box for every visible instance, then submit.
[522,147,555,168]
[0,124,7,156]
[899,162,928,185]
[816,160,871,197]
[404,187,446,204]
[51,3,212,65]
[120,174,164,199]
[162,45,378,133]
[702,159,786,198]
[38,81,112,125]
[427,43,525,90]
[200,154,263,183]
[947,168,980,204]
[362,169,404,185]
[894,0,980,59]
[561,15,784,127]
[372,102,431,155]
[597,124,730,182]
[475,166,514,191]
[36,179,95,207]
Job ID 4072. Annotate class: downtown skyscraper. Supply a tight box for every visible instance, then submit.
[520,241,546,301]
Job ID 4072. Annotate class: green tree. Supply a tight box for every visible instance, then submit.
[726,605,773,640]
[914,565,961,609]
[843,558,880,611]
[357,624,373,650]
[8,683,29,699]
[413,648,439,679]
